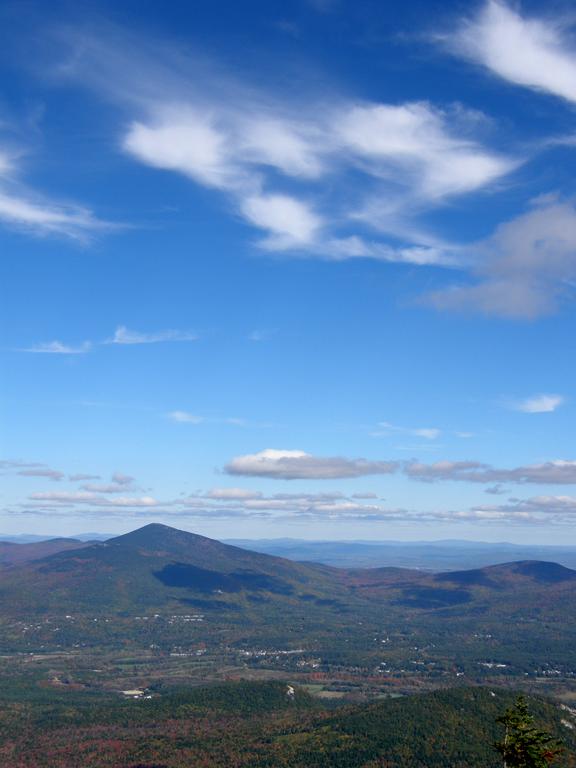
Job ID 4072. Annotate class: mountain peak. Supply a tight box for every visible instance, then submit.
[108,523,211,548]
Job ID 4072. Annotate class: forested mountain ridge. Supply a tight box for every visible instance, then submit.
[1,524,575,680]
[1,682,574,767]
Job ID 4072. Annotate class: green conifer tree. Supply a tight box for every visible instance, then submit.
[494,695,563,767]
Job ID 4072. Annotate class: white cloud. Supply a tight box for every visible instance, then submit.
[109,325,198,344]
[241,193,322,249]
[55,28,517,266]
[124,110,246,190]
[0,187,114,241]
[406,458,576,485]
[513,394,565,414]
[14,458,576,526]
[111,472,134,486]
[29,491,157,507]
[0,136,114,241]
[426,198,576,318]
[17,468,64,481]
[374,421,441,440]
[337,102,513,200]
[239,118,324,178]
[168,411,204,424]
[449,1,576,104]
[21,341,92,354]
[225,448,399,479]
[206,488,263,500]
[81,483,134,493]
[21,326,197,355]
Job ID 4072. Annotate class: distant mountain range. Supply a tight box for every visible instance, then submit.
[0,523,574,620]
[0,538,95,566]
[225,538,576,570]
[4,530,576,570]
[1,523,575,672]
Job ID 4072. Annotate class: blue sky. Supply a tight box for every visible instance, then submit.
[2,0,576,542]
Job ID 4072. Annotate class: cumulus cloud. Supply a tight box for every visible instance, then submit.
[224,449,576,485]
[406,459,576,485]
[19,483,569,526]
[224,448,399,479]
[426,198,576,318]
[448,1,576,104]
[14,457,576,525]
[512,394,565,414]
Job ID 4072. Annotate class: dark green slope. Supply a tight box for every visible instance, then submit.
[2,682,574,767]
[266,687,576,768]
[0,523,343,615]
[346,558,576,612]
[0,538,93,566]
[1,524,575,638]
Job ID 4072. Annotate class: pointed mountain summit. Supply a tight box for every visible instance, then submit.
[0,523,339,615]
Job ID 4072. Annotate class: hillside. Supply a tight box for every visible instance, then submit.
[0,538,94,566]
[1,524,575,679]
[0,523,342,615]
[3,523,576,619]
[0,682,573,767]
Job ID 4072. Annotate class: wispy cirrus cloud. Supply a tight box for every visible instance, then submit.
[167,411,252,427]
[107,325,198,345]
[372,421,441,440]
[29,491,157,507]
[19,326,198,355]
[0,141,114,242]
[446,1,576,105]
[168,411,204,424]
[47,23,516,268]
[20,340,92,355]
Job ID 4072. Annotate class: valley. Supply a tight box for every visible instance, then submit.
[0,523,575,703]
